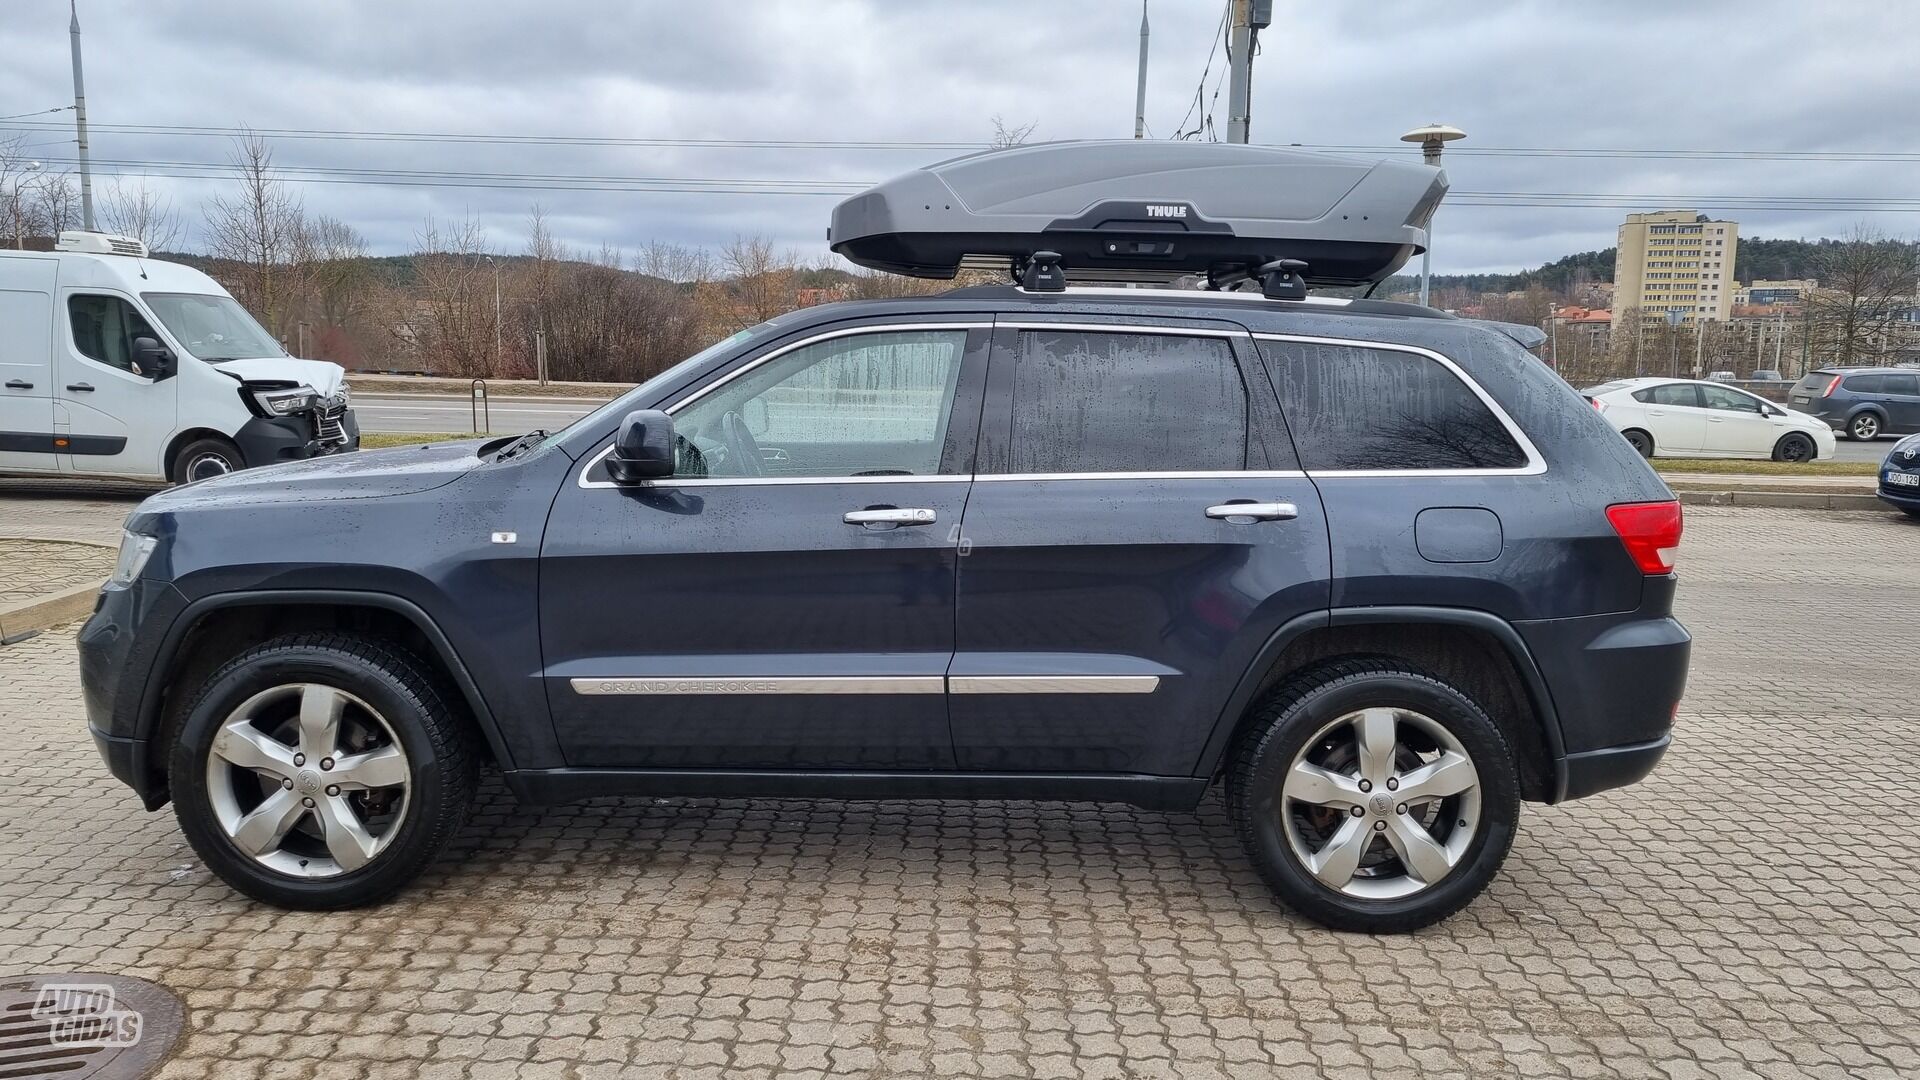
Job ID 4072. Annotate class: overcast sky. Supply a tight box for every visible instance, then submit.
[2,0,1913,275]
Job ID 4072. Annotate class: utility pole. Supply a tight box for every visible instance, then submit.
[1694,319,1706,376]
[1133,2,1149,139]
[69,0,95,231]
[1224,0,1271,143]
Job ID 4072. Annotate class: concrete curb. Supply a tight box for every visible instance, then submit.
[0,538,113,644]
[1675,489,1891,511]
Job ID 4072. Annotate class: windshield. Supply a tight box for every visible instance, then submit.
[552,324,769,444]
[142,292,286,361]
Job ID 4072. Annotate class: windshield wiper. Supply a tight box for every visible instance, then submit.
[492,429,549,461]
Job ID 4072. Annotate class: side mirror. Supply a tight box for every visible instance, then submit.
[132,336,176,380]
[607,409,674,484]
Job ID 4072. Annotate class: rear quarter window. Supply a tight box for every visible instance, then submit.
[1259,339,1530,471]
[1845,374,1885,394]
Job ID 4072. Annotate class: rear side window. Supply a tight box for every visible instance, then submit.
[1261,340,1528,471]
[1845,374,1884,394]
[67,294,160,376]
[1006,330,1247,474]
[1633,383,1702,407]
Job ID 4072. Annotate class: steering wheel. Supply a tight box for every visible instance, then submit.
[719,411,765,477]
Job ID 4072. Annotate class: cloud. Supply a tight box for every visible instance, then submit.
[1,0,1910,273]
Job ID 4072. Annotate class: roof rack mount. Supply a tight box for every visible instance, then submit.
[829,140,1446,291]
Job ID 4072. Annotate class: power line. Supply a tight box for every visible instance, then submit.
[0,106,73,123]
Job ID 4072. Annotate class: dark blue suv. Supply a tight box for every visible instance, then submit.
[79,288,1690,932]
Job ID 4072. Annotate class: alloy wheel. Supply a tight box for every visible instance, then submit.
[1852,414,1880,440]
[1280,707,1481,900]
[204,683,411,878]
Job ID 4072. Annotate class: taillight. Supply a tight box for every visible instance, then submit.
[1606,501,1683,575]
[1821,375,1842,397]
[1589,396,1607,413]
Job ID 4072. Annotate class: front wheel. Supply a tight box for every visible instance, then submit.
[1848,413,1882,441]
[171,436,244,484]
[1772,432,1817,463]
[167,633,478,909]
[1227,658,1520,933]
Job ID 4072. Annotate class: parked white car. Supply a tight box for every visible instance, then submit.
[1582,377,1836,463]
[1,231,356,484]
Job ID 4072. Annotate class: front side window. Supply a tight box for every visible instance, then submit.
[67,295,161,376]
[1883,373,1920,396]
[142,292,284,362]
[1634,383,1702,407]
[1701,385,1764,413]
[1005,330,1247,474]
[1263,340,1528,471]
[671,329,967,478]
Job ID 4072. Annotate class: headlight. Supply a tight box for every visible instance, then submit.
[251,385,319,416]
[110,530,159,586]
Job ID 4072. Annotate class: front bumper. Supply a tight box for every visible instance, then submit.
[77,577,186,810]
[231,408,360,469]
[1879,469,1920,511]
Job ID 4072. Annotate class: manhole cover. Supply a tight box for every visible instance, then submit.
[0,974,183,1080]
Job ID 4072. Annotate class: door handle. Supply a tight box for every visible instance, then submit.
[1206,501,1298,522]
[1707,416,1725,423]
[844,507,936,527]
[66,382,94,392]
[3,380,30,390]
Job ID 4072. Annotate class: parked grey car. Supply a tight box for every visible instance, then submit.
[1789,367,1920,440]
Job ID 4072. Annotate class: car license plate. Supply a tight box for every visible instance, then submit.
[1789,396,1810,405]
[1889,471,1920,487]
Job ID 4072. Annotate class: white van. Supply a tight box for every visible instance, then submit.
[0,231,356,484]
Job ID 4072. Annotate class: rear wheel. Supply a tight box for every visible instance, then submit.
[167,633,478,909]
[1772,432,1816,463]
[1227,658,1520,933]
[1623,429,1654,458]
[1848,413,1882,441]
[171,436,244,484]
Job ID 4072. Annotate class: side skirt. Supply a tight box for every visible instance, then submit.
[503,769,1210,812]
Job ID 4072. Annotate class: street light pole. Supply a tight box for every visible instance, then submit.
[69,0,95,231]
[1133,2,1149,139]
[1400,124,1466,308]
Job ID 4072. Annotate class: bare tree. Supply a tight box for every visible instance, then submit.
[202,134,308,337]
[1806,224,1920,368]
[30,171,81,237]
[100,177,183,250]
[410,212,497,376]
[844,267,950,300]
[1,135,44,248]
[990,115,1038,148]
[713,234,799,331]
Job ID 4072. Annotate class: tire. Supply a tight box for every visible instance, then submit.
[1226,657,1520,933]
[171,436,245,485]
[1772,432,1816,463]
[1848,413,1882,441]
[1622,429,1654,458]
[166,633,478,910]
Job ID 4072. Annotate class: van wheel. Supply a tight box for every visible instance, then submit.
[1623,429,1654,458]
[167,633,478,910]
[1848,413,1881,441]
[172,436,244,484]
[1227,657,1520,933]
[1772,433,1816,463]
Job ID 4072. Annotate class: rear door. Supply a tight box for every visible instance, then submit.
[1881,373,1920,434]
[948,317,1330,776]
[0,259,57,473]
[1632,382,1707,453]
[58,291,177,476]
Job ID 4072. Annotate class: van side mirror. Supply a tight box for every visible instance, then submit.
[607,409,675,484]
[132,336,176,380]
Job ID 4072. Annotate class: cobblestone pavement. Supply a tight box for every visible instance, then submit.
[0,539,116,605]
[0,479,153,545]
[0,504,1915,1079]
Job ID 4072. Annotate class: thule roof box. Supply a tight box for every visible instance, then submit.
[829,141,1445,292]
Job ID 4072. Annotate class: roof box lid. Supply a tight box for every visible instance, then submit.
[829,140,1445,287]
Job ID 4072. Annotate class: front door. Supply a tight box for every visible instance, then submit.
[541,323,989,770]
[0,266,57,473]
[59,291,177,476]
[1699,383,1778,456]
[949,320,1331,776]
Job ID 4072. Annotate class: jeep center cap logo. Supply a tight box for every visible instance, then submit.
[296,771,322,796]
[1370,792,1394,815]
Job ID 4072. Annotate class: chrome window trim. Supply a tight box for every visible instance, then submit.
[949,675,1161,695]
[974,470,1307,482]
[1251,332,1549,478]
[578,321,990,489]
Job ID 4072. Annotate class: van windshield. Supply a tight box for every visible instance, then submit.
[143,293,286,361]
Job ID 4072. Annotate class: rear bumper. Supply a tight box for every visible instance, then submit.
[1560,734,1671,801]
[1517,576,1689,802]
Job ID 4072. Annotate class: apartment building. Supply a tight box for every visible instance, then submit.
[1612,210,1739,324]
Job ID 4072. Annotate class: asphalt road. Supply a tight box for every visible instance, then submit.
[352,392,606,434]
[352,390,1903,463]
